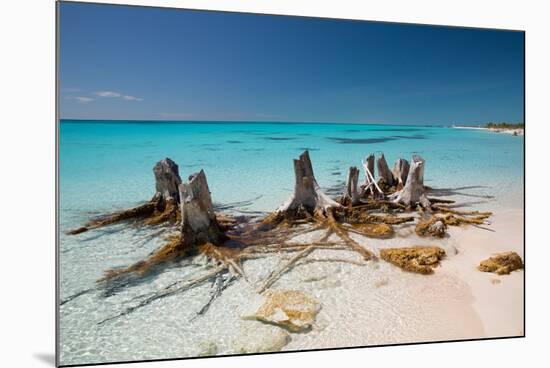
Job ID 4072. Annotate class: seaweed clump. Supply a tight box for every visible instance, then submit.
[478,252,524,275]
[380,246,446,274]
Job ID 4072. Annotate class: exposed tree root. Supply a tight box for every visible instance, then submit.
[295,257,367,267]
[324,208,375,260]
[98,265,227,325]
[344,223,394,239]
[428,198,455,204]
[257,244,317,293]
[67,201,158,235]
[243,242,347,255]
[143,198,179,226]
[416,208,492,237]
[199,243,247,280]
[432,205,492,217]
[98,234,188,281]
[337,208,414,225]
[192,273,237,320]
[60,288,96,306]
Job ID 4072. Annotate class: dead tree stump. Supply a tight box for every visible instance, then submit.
[341,166,361,206]
[363,154,375,185]
[180,170,226,247]
[390,155,430,208]
[152,158,182,202]
[145,158,184,225]
[376,153,394,188]
[412,155,425,184]
[99,169,230,280]
[265,151,341,224]
[392,158,410,190]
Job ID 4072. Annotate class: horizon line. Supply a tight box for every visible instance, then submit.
[58,118,523,127]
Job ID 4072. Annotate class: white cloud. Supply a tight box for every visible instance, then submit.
[121,95,143,101]
[95,91,122,98]
[74,96,94,103]
[94,90,143,101]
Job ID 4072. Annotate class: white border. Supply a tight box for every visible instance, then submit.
[1,1,548,367]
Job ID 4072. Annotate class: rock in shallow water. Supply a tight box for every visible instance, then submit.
[380,246,446,274]
[478,252,523,275]
[352,223,394,238]
[234,321,290,353]
[241,290,321,332]
[415,217,447,238]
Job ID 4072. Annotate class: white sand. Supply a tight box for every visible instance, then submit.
[444,207,524,337]
[452,125,524,136]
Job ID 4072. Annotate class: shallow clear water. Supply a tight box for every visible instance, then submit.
[59,121,524,365]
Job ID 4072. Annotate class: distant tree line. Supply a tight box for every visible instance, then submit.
[486,122,524,129]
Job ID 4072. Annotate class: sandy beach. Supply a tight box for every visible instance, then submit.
[277,205,524,351]
[453,125,524,136]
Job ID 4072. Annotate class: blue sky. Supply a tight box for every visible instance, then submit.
[59,2,524,125]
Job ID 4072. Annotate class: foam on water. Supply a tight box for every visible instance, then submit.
[59,121,523,365]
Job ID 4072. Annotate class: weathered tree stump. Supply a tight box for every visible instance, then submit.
[363,154,375,186]
[412,155,425,184]
[392,158,410,190]
[145,158,184,225]
[341,166,361,206]
[100,169,228,280]
[390,155,430,208]
[152,158,182,202]
[376,153,394,189]
[265,151,341,224]
[179,170,226,247]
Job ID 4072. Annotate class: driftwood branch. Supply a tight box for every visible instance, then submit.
[361,155,383,196]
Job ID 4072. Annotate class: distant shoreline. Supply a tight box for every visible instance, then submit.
[452,125,524,136]
[58,119,444,127]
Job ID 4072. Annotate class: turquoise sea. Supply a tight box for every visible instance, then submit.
[58,120,524,365]
[60,121,523,219]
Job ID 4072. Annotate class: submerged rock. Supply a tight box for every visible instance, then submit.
[380,246,446,274]
[241,290,321,332]
[234,321,290,353]
[415,217,447,238]
[352,223,394,238]
[478,252,524,275]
